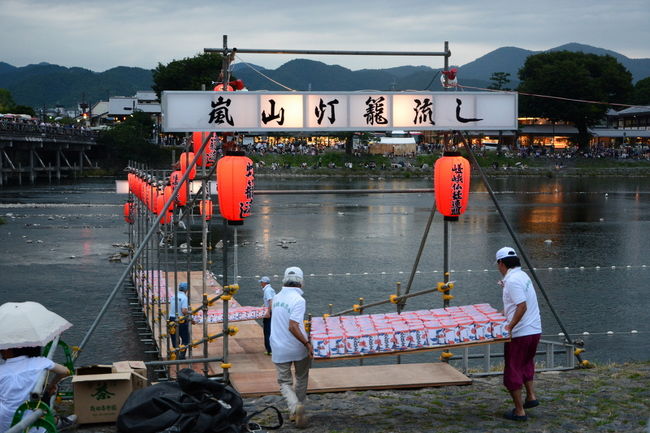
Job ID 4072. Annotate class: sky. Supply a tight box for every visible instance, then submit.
[1,0,649,73]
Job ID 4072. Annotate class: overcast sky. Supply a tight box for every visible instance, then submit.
[1,0,648,73]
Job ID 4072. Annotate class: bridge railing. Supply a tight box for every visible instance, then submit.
[0,120,98,140]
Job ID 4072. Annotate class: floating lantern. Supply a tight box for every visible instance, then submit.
[192,131,217,167]
[200,199,213,221]
[123,201,135,224]
[216,152,254,225]
[179,152,196,180]
[434,152,471,221]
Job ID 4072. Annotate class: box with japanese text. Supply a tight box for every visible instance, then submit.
[72,366,140,424]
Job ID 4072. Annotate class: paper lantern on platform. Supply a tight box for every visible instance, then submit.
[200,199,213,221]
[179,152,196,180]
[434,152,471,221]
[192,131,217,167]
[216,152,254,225]
[123,201,135,224]
[156,194,173,224]
[170,170,188,206]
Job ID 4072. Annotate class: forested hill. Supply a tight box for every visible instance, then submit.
[2,43,648,109]
[0,62,153,108]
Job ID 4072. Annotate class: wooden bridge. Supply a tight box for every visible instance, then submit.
[0,121,99,186]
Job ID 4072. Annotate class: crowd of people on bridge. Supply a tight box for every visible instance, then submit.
[0,114,96,138]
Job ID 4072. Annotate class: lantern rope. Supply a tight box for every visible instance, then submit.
[234,55,295,91]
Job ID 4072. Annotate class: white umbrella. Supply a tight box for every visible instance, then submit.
[0,302,72,350]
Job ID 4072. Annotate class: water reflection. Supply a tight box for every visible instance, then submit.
[1,177,649,366]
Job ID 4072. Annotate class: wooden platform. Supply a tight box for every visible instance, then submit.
[231,362,471,397]
[139,271,476,396]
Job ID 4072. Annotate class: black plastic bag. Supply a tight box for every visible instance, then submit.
[117,368,247,433]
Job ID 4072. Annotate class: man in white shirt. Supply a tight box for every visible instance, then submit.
[496,246,542,422]
[169,282,190,360]
[259,276,276,356]
[270,266,312,429]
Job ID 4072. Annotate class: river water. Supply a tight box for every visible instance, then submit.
[1,175,649,367]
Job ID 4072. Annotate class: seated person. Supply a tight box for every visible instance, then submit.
[0,346,74,431]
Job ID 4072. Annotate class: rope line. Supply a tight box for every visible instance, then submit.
[234,55,295,91]
[217,264,648,280]
[454,83,646,109]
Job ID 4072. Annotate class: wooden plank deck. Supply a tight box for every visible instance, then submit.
[139,272,479,397]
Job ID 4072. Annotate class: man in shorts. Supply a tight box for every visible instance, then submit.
[496,246,542,422]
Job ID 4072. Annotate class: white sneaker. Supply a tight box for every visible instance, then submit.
[294,403,307,428]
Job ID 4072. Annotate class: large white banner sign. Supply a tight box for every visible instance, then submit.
[161,91,517,132]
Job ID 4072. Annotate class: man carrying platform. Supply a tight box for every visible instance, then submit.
[496,246,542,422]
[270,266,312,429]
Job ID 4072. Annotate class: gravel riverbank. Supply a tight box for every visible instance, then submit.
[67,361,649,433]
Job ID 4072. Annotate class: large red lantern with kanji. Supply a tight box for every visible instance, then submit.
[434,152,471,221]
[192,131,217,167]
[216,152,254,225]
[179,152,196,180]
[169,170,188,206]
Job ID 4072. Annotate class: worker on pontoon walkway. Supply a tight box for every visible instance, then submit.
[169,282,190,360]
[259,276,275,356]
[496,247,542,422]
[270,266,312,429]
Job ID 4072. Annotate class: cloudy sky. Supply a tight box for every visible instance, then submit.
[1,0,648,72]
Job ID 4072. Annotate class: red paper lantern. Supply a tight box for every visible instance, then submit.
[200,199,213,221]
[179,152,196,180]
[213,83,234,92]
[169,170,188,206]
[434,152,471,221]
[192,131,217,167]
[216,152,254,225]
[156,194,173,224]
[123,201,135,224]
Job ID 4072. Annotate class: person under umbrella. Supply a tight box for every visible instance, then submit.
[0,302,77,431]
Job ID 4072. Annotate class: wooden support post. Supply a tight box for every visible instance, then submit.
[56,148,61,182]
[29,149,35,184]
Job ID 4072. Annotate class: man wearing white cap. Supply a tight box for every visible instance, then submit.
[496,247,542,422]
[270,266,312,428]
[259,276,275,355]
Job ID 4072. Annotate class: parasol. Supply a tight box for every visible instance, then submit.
[0,302,72,350]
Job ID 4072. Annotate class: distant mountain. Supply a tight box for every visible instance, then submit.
[460,43,650,88]
[1,43,648,109]
[0,63,153,109]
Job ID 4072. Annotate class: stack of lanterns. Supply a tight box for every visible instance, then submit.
[123,75,254,228]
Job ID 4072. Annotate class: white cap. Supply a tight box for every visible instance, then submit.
[496,247,517,262]
[283,266,304,285]
[259,276,271,284]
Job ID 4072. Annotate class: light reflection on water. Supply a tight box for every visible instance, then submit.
[0,176,649,366]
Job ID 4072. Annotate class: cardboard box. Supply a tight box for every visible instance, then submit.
[112,360,147,378]
[72,365,147,424]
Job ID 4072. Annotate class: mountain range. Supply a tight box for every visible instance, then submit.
[1,43,648,110]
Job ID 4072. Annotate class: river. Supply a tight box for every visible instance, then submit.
[1,175,649,367]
